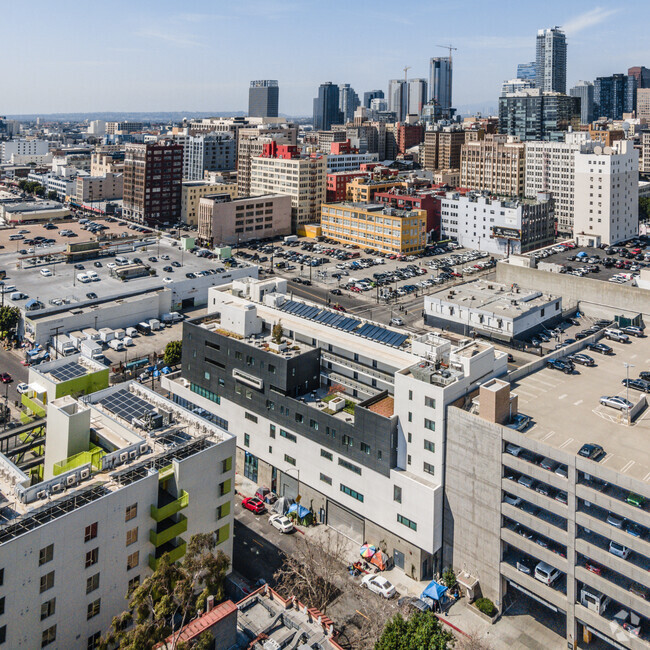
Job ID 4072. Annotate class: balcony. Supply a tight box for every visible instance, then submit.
[148,538,187,571]
[149,514,188,547]
[21,394,46,419]
[150,490,189,522]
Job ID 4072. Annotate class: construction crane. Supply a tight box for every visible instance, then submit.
[435,44,457,118]
[403,65,411,82]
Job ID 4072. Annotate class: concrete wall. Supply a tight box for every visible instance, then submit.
[444,407,503,604]
[496,261,650,317]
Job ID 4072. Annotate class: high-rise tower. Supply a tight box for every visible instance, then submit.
[248,80,279,118]
[535,27,566,93]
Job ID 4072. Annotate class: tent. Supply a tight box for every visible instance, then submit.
[272,496,294,515]
[288,502,313,526]
[576,251,588,258]
[370,550,391,571]
[420,580,448,602]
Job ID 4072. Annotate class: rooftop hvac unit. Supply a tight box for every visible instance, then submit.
[139,443,148,454]
[37,491,48,501]
[80,469,91,480]
[119,452,129,463]
[66,475,76,486]
[51,484,62,493]
[129,450,137,460]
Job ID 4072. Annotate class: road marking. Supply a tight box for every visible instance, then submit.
[356,610,370,620]
[527,376,557,387]
[630,354,638,360]
[600,455,611,465]
[558,394,567,400]
[559,437,574,449]
[573,399,583,406]
[542,431,555,441]
[512,389,537,399]
[621,460,635,473]
[253,539,264,548]
[643,472,650,482]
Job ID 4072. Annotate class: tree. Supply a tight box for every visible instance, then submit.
[0,306,20,334]
[47,190,58,201]
[640,197,650,222]
[441,568,457,590]
[375,611,454,650]
[273,529,348,612]
[272,320,283,345]
[34,184,45,196]
[164,340,183,366]
[101,532,230,650]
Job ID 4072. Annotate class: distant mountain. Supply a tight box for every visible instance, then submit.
[5,111,310,123]
[455,101,498,118]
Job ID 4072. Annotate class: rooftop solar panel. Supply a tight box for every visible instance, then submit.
[100,388,156,422]
[48,362,88,382]
[376,329,394,343]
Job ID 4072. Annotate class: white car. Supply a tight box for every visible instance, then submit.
[161,254,170,260]
[162,277,173,284]
[16,383,30,394]
[106,262,117,269]
[268,514,294,533]
[40,268,52,277]
[361,574,396,599]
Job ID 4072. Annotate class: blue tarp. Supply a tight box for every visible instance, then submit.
[288,503,310,518]
[420,580,448,601]
[576,251,588,257]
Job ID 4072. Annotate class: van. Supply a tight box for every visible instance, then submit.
[10,291,27,300]
[115,256,129,266]
[87,270,98,280]
[534,561,561,586]
[580,587,610,615]
[136,322,152,335]
[125,327,138,338]
[123,336,134,346]
[9,234,24,240]
[108,339,124,351]
[77,273,90,283]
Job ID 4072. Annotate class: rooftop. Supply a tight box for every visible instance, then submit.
[427,279,560,318]
[33,354,106,383]
[322,201,424,218]
[508,334,650,483]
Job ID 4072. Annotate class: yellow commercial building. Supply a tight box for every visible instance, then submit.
[320,202,426,255]
[346,176,406,203]
[181,180,238,226]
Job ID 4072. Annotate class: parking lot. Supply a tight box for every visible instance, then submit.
[528,236,650,285]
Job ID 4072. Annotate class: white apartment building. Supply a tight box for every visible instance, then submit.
[524,132,590,233]
[573,140,639,246]
[87,120,106,135]
[0,382,235,649]
[250,153,327,230]
[0,139,50,163]
[165,278,507,580]
[75,172,123,204]
[440,191,555,255]
[172,131,236,181]
[326,152,378,172]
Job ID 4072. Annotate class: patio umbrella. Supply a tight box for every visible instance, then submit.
[359,543,376,559]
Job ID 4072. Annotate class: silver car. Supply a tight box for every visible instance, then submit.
[599,396,633,411]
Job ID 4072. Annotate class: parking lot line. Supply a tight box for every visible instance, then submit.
[513,389,538,400]
[542,431,555,441]
[573,399,583,406]
[620,460,635,473]
[643,472,650,482]
[559,437,574,449]
[526,376,558,388]
[558,394,567,400]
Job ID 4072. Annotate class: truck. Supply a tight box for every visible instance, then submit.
[160,312,183,324]
[80,339,103,361]
[82,328,100,341]
[125,327,138,338]
[54,334,75,357]
[113,328,126,340]
[98,328,115,343]
[136,322,152,335]
[148,318,162,331]
[283,235,298,244]
[108,338,125,351]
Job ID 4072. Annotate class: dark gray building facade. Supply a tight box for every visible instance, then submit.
[313,82,343,131]
[363,89,384,109]
[569,81,594,124]
[594,74,636,120]
[248,80,279,118]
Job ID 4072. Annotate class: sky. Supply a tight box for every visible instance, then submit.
[3,0,649,116]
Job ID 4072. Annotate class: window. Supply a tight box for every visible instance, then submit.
[408,390,413,400]
[0,597,3,616]
[424,418,435,432]
[284,454,296,466]
[295,413,304,423]
[0,626,5,645]
[39,544,54,566]
[87,598,101,620]
[269,424,276,438]
[408,412,412,423]
[340,484,364,502]
[245,412,258,423]
[85,548,98,568]
[221,457,232,473]
[268,364,276,374]
[280,429,297,443]
[0,568,3,586]
[407,455,411,465]
[87,631,101,649]
[86,573,100,594]
[127,576,140,595]
[424,440,435,453]
[41,598,56,620]
[126,527,138,546]
[244,433,250,447]
[42,625,57,647]
[360,442,371,455]
[338,458,361,475]
[397,514,417,531]
[219,479,231,496]
[127,551,139,571]
[217,501,230,520]
[423,462,435,476]
[424,396,436,408]
[394,485,402,503]
[320,473,332,485]
[342,434,353,447]
[85,522,98,542]
[125,503,137,521]
[309,419,319,430]
[40,571,55,593]
[407,432,412,443]
[320,449,333,461]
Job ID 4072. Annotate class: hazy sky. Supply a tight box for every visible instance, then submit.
[3,0,648,115]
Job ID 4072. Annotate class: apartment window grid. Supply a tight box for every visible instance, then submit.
[127,551,139,571]
[125,503,137,522]
[40,571,55,593]
[397,514,417,531]
[39,544,54,566]
[84,522,98,542]
[86,573,100,594]
[340,484,364,502]
[87,598,101,620]
[40,598,56,621]
[126,527,138,546]
[42,625,57,647]
[85,548,99,568]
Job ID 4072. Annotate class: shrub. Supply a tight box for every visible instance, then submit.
[442,568,457,589]
[475,597,496,617]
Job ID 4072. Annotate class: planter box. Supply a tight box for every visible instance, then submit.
[469,604,499,625]
[329,396,346,413]
[269,341,287,352]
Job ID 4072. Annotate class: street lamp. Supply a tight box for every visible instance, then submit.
[623,362,634,422]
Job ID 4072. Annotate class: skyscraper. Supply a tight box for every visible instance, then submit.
[569,81,594,124]
[407,79,428,115]
[535,27,566,93]
[363,90,384,109]
[594,74,636,120]
[248,80,279,118]
[313,82,342,131]
[517,62,537,83]
[628,66,650,89]
[429,57,453,116]
[339,84,360,123]
[388,79,407,122]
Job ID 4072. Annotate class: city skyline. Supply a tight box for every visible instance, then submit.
[2,1,649,115]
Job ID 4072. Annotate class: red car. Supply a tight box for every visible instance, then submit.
[0,373,12,384]
[332,304,347,312]
[585,560,603,576]
[242,497,266,514]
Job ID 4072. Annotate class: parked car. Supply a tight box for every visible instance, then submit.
[517,475,536,490]
[599,395,633,411]
[627,493,646,508]
[516,559,533,575]
[390,317,404,326]
[505,443,523,457]
[585,561,603,576]
[503,493,522,506]
[567,353,595,366]
[587,342,613,355]
[545,358,574,374]
[16,382,30,394]
[506,413,531,432]
[609,540,631,560]
[268,514,294,533]
[0,373,12,384]
[622,378,650,393]
[361,574,396,599]
[578,443,605,461]
[622,326,644,337]
[606,512,625,529]
[241,497,266,514]
[534,561,561,586]
[604,328,630,343]
[540,457,558,472]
